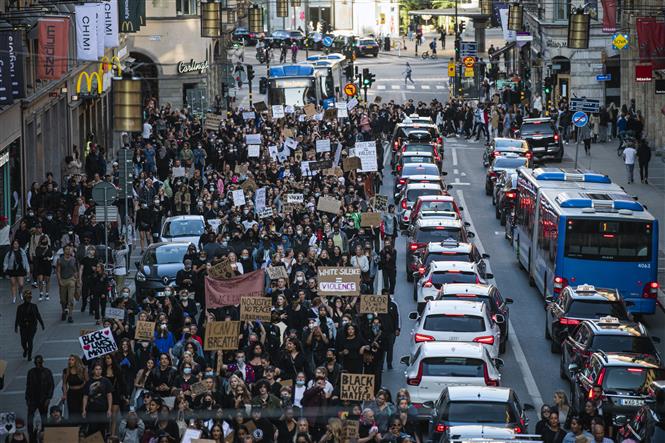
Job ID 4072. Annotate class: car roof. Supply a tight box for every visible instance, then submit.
[584,319,648,337]
[565,284,620,302]
[147,241,192,250]
[417,195,455,202]
[416,341,487,358]
[595,352,661,368]
[424,299,487,317]
[440,283,493,296]
[446,386,512,402]
[427,240,473,253]
[522,117,554,124]
[429,261,478,273]
[417,218,463,228]
[163,215,205,222]
[405,183,443,190]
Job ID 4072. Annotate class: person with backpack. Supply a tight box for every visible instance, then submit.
[4,239,29,303]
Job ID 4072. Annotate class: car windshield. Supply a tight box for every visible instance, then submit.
[603,367,665,392]
[402,164,439,176]
[495,139,526,149]
[520,123,554,135]
[567,300,628,320]
[422,357,485,377]
[416,228,463,243]
[403,156,433,165]
[430,272,479,285]
[162,219,205,238]
[493,157,528,169]
[425,252,472,267]
[590,336,657,356]
[359,39,375,45]
[421,201,455,212]
[143,244,189,266]
[423,314,485,332]
[447,402,516,423]
[407,189,443,202]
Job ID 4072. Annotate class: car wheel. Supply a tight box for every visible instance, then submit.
[406,269,413,282]
[495,205,500,219]
[550,338,560,353]
[485,184,492,196]
[413,286,417,301]
[500,211,507,226]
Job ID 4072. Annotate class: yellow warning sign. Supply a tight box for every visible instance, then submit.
[612,33,628,50]
[464,67,474,78]
[448,61,456,77]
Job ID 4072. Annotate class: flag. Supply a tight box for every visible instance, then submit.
[499,7,516,42]
[103,0,119,48]
[205,270,266,308]
[75,4,100,61]
[636,18,665,69]
[601,0,617,33]
[0,32,13,105]
[118,0,141,33]
[37,18,70,80]
[3,30,24,99]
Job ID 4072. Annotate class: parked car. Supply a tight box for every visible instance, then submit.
[354,37,380,57]
[269,30,305,48]
[231,27,258,46]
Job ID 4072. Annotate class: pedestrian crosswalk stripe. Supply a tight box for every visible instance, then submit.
[391,85,400,89]
[436,85,445,90]
[407,85,415,90]
[421,85,431,89]
[377,85,386,90]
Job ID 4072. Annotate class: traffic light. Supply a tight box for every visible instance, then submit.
[362,68,370,86]
[454,38,460,62]
[543,76,552,94]
[459,21,466,34]
[247,65,255,81]
[364,72,376,87]
[344,64,354,81]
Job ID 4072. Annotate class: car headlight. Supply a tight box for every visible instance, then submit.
[136,272,146,282]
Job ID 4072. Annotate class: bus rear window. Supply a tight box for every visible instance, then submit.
[564,219,652,261]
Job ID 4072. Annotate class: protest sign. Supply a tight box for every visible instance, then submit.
[79,327,117,360]
[314,112,323,121]
[162,397,176,409]
[192,439,216,443]
[316,196,342,214]
[317,267,361,296]
[242,112,255,121]
[235,163,249,176]
[309,159,333,171]
[181,428,202,443]
[266,266,289,280]
[232,189,246,207]
[341,420,359,442]
[134,321,156,341]
[333,143,342,166]
[240,296,272,321]
[301,161,312,177]
[342,156,361,171]
[0,413,16,435]
[204,113,223,131]
[104,307,125,320]
[284,105,295,114]
[324,108,337,120]
[208,257,234,280]
[303,103,316,117]
[336,103,349,118]
[286,193,304,204]
[268,145,279,160]
[204,321,240,351]
[373,195,388,212]
[205,269,265,307]
[354,141,378,172]
[346,98,358,111]
[245,134,262,145]
[340,373,375,401]
[360,212,381,227]
[254,101,268,112]
[80,432,104,443]
[248,145,261,158]
[254,187,266,213]
[283,128,294,138]
[360,294,388,314]
[258,207,274,218]
[282,203,296,214]
[241,178,257,193]
[284,138,298,151]
[190,381,208,396]
[322,167,344,177]
[172,167,186,177]
[44,427,78,443]
[271,105,285,119]
[316,138,331,153]
[79,328,98,337]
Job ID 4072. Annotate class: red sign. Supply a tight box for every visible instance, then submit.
[601,0,617,33]
[636,18,665,69]
[205,269,265,308]
[37,18,70,80]
[635,64,653,82]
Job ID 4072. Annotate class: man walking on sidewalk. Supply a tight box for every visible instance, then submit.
[622,137,637,184]
[15,290,45,361]
[404,62,415,85]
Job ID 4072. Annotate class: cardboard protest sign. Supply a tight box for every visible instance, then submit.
[0,412,16,435]
[134,321,156,341]
[342,156,361,171]
[208,258,234,280]
[309,159,333,171]
[317,267,361,296]
[242,112,255,121]
[248,145,261,158]
[104,307,125,321]
[283,128,294,138]
[324,108,337,121]
[373,195,388,212]
[360,212,381,227]
[172,167,186,177]
[282,203,296,214]
[79,327,118,360]
[322,167,344,177]
[316,196,342,214]
[271,105,285,119]
[266,266,289,280]
[360,294,388,314]
[205,269,265,307]
[341,420,359,441]
[43,423,79,443]
[240,296,272,321]
[192,439,216,443]
[181,428,202,443]
[294,150,303,163]
[190,381,207,396]
[204,113,223,131]
[354,141,378,172]
[245,134,262,145]
[316,138,331,153]
[254,101,268,112]
[340,373,375,401]
[303,103,316,117]
[286,193,304,204]
[232,189,246,207]
[280,378,293,387]
[241,178,257,193]
[204,321,240,351]
[80,432,104,443]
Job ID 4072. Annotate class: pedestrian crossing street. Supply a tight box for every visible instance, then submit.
[375,84,448,90]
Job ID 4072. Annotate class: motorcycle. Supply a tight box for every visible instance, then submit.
[256,47,266,64]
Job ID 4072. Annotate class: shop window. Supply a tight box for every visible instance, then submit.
[554,0,571,21]
[177,0,198,16]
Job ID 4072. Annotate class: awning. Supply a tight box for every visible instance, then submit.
[489,41,516,60]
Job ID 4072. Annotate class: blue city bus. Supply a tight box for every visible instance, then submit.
[313,58,347,107]
[267,64,322,107]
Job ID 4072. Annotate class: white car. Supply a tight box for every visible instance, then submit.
[397,183,445,228]
[413,261,492,313]
[409,300,501,358]
[442,425,538,443]
[160,215,206,246]
[401,342,502,406]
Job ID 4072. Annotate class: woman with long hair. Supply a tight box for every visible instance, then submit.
[318,418,342,443]
[33,235,53,301]
[62,354,88,421]
[133,358,155,406]
[3,240,29,303]
[102,353,124,435]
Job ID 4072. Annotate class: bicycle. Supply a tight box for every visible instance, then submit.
[420,51,437,60]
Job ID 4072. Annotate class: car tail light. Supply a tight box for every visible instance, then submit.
[423,279,433,288]
[418,266,426,275]
[398,178,407,185]
[406,361,423,386]
[437,137,443,145]
[559,318,581,326]
[505,191,517,199]
[489,171,498,178]
[627,368,644,373]
[397,165,402,172]
[401,199,407,209]
[409,243,418,251]
[492,151,500,157]
[483,363,499,386]
[474,335,495,345]
[643,281,659,299]
[513,427,523,434]
[554,134,559,142]
[553,276,568,295]
[393,140,400,151]
[525,152,532,159]
[414,333,435,343]
[434,423,448,433]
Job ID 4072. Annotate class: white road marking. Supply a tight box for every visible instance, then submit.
[452,148,458,166]
[461,172,467,177]
[391,85,401,90]
[453,168,459,175]
[456,189,545,411]
[406,85,415,90]
[421,85,431,89]
[377,85,386,90]
[436,85,445,90]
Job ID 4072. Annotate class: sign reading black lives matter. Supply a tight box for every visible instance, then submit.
[340,373,375,401]
[79,327,118,360]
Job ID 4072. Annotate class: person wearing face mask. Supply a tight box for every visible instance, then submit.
[378,240,397,296]
[33,235,53,301]
[239,248,254,273]
[222,350,256,384]
[175,259,195,294]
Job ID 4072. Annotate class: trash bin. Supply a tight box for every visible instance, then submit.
[384,36,390,51]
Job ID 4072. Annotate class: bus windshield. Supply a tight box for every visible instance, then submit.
[268,78,318,106]
[564,219,653,261]
[316,68,335,98]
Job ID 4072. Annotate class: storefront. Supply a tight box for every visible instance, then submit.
[0,103,22,223]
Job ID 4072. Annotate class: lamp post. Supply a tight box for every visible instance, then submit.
[567,8,590,49]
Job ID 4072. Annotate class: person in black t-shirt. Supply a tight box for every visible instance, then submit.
[82,361,113,436]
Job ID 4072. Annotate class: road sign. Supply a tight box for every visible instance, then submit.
[463,56,475,68]
[322,36,333,47]
[572,111,589,128]
[460,41,477,57]
[92,181,118,205]
[612,33,628,50]
[464,67,474,78]
[343,82,358,97]
[448,61,456,77]
[596,74,611,81]
[570,97,600,113]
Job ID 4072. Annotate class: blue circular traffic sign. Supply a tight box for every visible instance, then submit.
[572,111,588,128]
[322,36,333,47]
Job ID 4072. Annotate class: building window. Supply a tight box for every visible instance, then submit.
[554,0,571,21]
[177,0,198,16]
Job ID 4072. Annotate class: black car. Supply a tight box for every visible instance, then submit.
[561,318,661,381]
[304,32,334,50]
[354,37,379,57]
[494,172,517,226]
[484,154,528,196]
[569,351,665,417]
[520,117,564,162]
[135,242,191,301]
[545,284,631,353]
[269,30,306,48]
[232,27,258,46]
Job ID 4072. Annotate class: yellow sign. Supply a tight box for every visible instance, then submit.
[344,82,358,97]
[100,56,122,76]
[612,33,628,50]
[448,61,456,77]
[76,70,103,94]
[464,67,475,78]
[121,21,135,32]
[463,56,475,68]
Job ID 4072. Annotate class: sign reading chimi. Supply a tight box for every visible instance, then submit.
[178,59,209,74]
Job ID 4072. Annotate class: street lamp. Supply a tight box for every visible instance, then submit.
[248,4,264,33]
[480,0,492,16]
[113,77,143,132]
[567,8,590,49]
[276,0,288,17]
[508,3,523,31]
[200,0,222,38]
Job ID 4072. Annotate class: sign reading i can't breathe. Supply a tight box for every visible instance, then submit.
[79,327,118,360]
[340,373,375,401]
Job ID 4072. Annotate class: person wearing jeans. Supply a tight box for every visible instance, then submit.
[623,141,637,184]
[56,245,78,323]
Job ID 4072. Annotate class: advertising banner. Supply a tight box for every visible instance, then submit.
[103,0,119,48]
[75,4,100,61]
[37,18,70,80]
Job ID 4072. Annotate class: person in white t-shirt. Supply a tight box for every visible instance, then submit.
[622,138,637,184]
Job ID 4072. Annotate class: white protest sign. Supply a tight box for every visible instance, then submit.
[245,134,261,145]
[316,139,331,153]
[301,161,313,177]
[298,115,306,122]
[268,145,279,160]
[285,105,295,114]
[248,145,261,158]
[333,142,343,166]
[284,138,298,151]
[242,112,255,120]
[272,105,285,119]
[287,193,304,204]
[181,428,202,443]
[172,167,186,177]
[79,327,118,360]
[104,307,125,320]
[255,187,267,213]
[232,189,246,207]
[314,112,323,121]
[347,98,358,111]
[277,149,289,163]
[0,412,16,434]
[354,141,378,172]
[336,102,348,118]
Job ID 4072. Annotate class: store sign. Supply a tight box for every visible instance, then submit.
[178,59,209,74]
[76,56,122,95]
[635,64,653,82]
[546,38,567,48]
